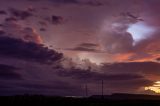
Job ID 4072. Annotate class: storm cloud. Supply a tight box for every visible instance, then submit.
[0,64,21,80]
[0,0,159,96]
[0,36,63,64]
[8,8,33,20]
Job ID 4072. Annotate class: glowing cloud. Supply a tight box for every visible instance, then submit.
[145,81,160,93]
[127,22,155,45]
[78,53,104,65]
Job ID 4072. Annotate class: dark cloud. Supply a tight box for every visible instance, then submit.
[78,43,99,48]
[101,62,160,75]
[28,0,77,3]
[65,47,99,52]
[5,17,17,22]
[120,12,144,22]
[156,58,160,61]
[28,0,103,6]
[55,67,153,93]
[41,7,50,10]
[0,64,18,71]
[49,0,104,6]
[106,79,153,92]
[0,64,21,80]
[42,15,64,25]
[26,6,36,12]
[8,8,33,20]
[0,84,11,89]
[0,30,5,35]
[0,80,83,96]
[52,15,64,25]
[85,0,103,6]
[56,68,146,82]
[0,10,7,15]
[64,43,101,52]
[0,36,63,64]
[19,81,76,90]
[27,0,39,1]
[49,0,79,4]
[40,28,46,31]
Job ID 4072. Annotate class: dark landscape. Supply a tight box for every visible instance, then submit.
[1,94,160,105]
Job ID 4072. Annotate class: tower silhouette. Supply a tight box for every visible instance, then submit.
[101,80,104,99]
[85,84,88,97]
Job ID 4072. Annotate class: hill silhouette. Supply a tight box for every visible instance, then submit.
[1,93,160,105]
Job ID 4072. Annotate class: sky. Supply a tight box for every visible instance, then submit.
[0,0,160,96]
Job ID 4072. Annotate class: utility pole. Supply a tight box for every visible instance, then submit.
[101,80,104,99]
[85,84,88,97]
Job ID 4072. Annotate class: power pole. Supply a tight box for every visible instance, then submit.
[101,80,104,99]
[85,84,88,97]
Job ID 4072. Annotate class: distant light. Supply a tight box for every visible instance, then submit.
[127,22,155,45]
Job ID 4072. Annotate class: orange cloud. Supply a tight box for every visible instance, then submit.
[114,53,135,62]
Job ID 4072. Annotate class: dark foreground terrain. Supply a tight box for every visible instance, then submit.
[1,93,160,106]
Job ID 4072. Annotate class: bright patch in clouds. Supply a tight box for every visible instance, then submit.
[78,53,103,65]
[127,22,155,44]
[145,81,160,93]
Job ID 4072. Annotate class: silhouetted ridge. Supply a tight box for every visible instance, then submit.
[90,93,160,100]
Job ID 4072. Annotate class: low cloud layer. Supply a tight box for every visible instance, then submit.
[0,64,22,80]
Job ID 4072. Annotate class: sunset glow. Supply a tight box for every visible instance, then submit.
[145,81,160,93]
